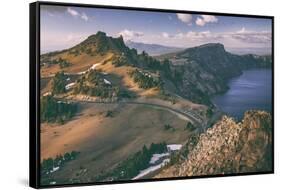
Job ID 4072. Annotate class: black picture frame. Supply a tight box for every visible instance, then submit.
[30,1,274,189]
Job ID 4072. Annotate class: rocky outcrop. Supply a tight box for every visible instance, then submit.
[65,31,130,58]
[155,110,272,178]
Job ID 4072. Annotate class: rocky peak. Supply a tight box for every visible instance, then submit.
[78,31,128,55]
[96,31,106,37]
[86,31,106,41]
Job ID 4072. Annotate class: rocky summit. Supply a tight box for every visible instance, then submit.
[155,110,272,178]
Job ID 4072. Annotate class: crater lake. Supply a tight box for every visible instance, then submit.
[212,68,272,120]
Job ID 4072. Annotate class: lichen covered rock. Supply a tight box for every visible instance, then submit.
[155,110,272,178]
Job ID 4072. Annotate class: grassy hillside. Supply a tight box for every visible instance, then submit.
[40,31,187,104]
[40,103,193,184]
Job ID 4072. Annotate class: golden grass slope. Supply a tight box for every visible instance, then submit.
[41,102,195,182]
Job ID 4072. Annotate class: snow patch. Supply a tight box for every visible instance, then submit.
[167,144,182,151]
[103,78,111,85]
[43,92,51,97]
[65,82,75,90]
[132,159,170,180]
[77,63,101,75]
[50,166,60,173]
[78,71,87,75]
[90,63,101,70]
[149,153,170,164]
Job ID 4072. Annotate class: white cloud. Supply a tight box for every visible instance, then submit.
[174,33,184,39]
[66,7,89,22]
[202,15,218,22]
[176,13,192,25]
[118,29,144,40]
[67,7,79,17]
[237,27,246,33]
[162,32,172,39]
[186,31,211,40]
[195,18,205,26]
[159,29,270,46]
[176,14,217,26]
[160,31,221,42]
[196,15,218,26]
[183,31,222,41]
[231,28,271,44]
[81,12,89,21]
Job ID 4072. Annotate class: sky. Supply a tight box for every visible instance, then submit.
[40,5,272,54]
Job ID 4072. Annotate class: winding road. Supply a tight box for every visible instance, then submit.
[63,98,204,126]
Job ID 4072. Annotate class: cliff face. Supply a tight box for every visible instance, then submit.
[168,43,272,105]
[179,43,242,80]
[155,110,272,178]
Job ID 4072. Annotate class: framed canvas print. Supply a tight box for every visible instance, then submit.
[29,1,274,188]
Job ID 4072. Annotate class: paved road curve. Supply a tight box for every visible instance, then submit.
[64,99,203,126]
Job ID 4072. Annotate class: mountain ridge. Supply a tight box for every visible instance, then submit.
[40,32,271,106]
[157,42,271,104]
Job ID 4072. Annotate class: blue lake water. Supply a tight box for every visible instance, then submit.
[212,69,272,120]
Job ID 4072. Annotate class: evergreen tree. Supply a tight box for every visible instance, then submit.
[52,72,67,94]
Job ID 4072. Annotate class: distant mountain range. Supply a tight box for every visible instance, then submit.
[125,40,183,56]
[226,47,272,56]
